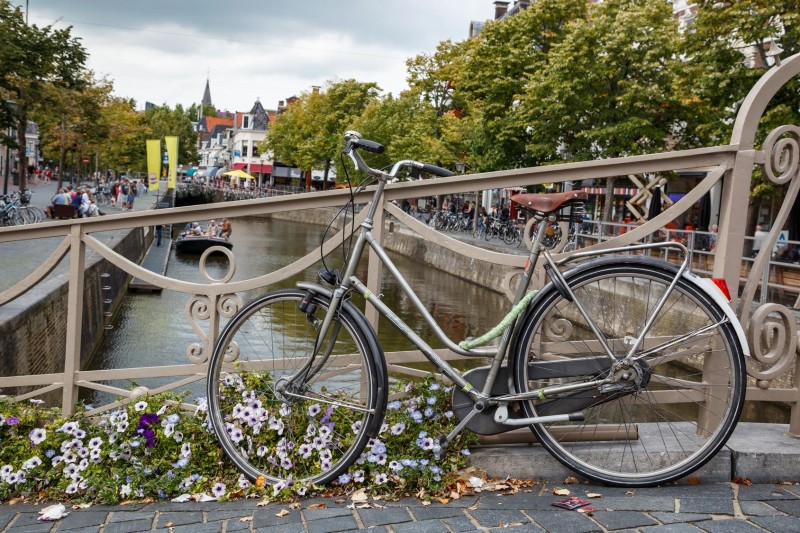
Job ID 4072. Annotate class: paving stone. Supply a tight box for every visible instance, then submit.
[152,523,228,533]
[6,513,55,532]
[690,518,766,532]
[590,510,658,530]
[782,484,800,499]
[0,509,16,530]
[410,505,465,521]
[750,515,800,532]
[154,511,204,528]
[639,524,706,533]
[3,524,54,533]
[679,497,735,515]
[443,514,480,532]
[650,512,712,524]
[739,500,787,517]
[470,509,530,528]
[488,524,544,532]
[55,510,108,530]
[767,498,800,515]
[205,509,253,522]
[596,496,675,512]
[108,511,157,523]
[252,507,303,528]
[478,493,557,511]
[143,502,220,512]
[224,517,254,532]
[392,518,458,533]
[357,506,413,527]
[736,484,798,501]
[636,484,733,499]
[301,505,353,522]
[241,523,306,533]
[103,519,155,533]
[529,510,602,533]
[306,514,359,533]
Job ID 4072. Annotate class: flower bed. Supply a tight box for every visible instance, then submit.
[0,377,475,503]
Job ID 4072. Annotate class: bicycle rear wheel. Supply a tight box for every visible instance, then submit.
[208,288,384,485]
[512,257,745,486]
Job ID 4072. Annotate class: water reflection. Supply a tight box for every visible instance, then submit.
[83,216,507,405]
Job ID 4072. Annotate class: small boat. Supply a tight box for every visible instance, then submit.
[175,233,233,254]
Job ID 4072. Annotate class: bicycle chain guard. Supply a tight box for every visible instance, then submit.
[451,365,522,435]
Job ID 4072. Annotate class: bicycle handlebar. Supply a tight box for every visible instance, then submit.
[343,130,455,179]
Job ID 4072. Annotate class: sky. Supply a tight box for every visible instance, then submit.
[22,0,494,114]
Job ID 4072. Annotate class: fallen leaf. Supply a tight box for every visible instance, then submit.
[239,516,253,523]
[275,509,290,518]
[467,503,479,511]
[577,507,596,514]
[687,477,702,485]
[257,500,271,507]
[255,475,266,488]
[553,488,570,496]
[165,523,174,527]
[468,476,485,488]
[171,494,191,503]
[449,491,461,500]
[586,492,602,498]
[351,488,369,503]
[564,476,580,485]
[72,503,92,510]
[625,490,634,496]
[437,497,449,504]
[289,502,302,510]
[421,501,431,507]
[7,497,24,505]
[782,481,793,486]
[733,477,752,486]
[307,503,326,510]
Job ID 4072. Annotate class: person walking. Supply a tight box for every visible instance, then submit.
[752,224,769,257]
[156,224,164,247]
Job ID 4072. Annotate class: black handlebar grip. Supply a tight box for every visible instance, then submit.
[421,164,455,177]
[354,138,385,154]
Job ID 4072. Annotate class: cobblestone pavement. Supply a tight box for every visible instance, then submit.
[1,482,798,532]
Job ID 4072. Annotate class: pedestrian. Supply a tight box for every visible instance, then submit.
[752,224,769,257]
[119,179,129,210]
[45,188,69,218]
[156,224,164,247]
[127,183,136,210]
[220,218,232,239]
[709,225,718,252]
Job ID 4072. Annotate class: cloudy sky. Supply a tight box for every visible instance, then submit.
[23,0,493,114]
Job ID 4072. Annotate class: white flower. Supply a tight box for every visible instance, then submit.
[373,472,388,484]
[29,399,45,406]
[63,464,79,478]
[180,443,191,458]
[308,404,321,417]
[353,470,365,483]
[134,401,148,412]
[164,424,174,437]
[0,465,13,480]
[230,427,243,443]
[391,423,406,435]
[22,457,42,470]
[65,482,79,494]
[29,428,47,445]
[211,482,226,498]
[256,445,267,457]
[173,431,184,443]
[88,437,103,449]
[13,471,25,484]
[238,474,250,489]
[73,429,86,439]
[120,483,132,497]
[279,403,290,417]
[157,404,168,416]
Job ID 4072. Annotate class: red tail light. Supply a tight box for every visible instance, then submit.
[711,278,732,301]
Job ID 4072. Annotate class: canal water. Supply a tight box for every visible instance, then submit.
[82,215,508,406]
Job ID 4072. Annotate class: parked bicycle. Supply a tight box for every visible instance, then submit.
[208,131,748,488]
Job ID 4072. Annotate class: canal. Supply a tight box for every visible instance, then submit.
[82,215,508,406]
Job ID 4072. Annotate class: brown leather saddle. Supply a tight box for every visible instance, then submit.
[510,191,589,215]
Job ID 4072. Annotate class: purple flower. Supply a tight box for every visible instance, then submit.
[338,473,351,484]
[5,416,19,426]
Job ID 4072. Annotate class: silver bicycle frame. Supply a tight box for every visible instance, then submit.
[297,145,694,413]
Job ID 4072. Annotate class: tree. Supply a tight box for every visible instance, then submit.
[0,0,87,190]
[517,0,683,223]
[455,0,588,171]
[145,104,198,166]
[263,80,380,188]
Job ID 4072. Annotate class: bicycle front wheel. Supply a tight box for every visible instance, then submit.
[208,288,383,485]
[512,258,745,486]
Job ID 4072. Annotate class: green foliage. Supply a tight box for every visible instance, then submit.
[145,104,199,165]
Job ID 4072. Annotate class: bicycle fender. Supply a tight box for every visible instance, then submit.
[296,282,388,435]
[513,255,749,358]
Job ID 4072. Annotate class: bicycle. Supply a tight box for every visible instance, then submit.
[207,131,748,488]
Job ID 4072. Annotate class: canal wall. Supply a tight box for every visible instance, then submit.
[265,208,514,295]
[0,228,146,379]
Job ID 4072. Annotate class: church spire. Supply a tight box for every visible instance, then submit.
[201,77,212,108]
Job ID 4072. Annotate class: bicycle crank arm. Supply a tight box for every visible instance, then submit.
[494,404,584,425]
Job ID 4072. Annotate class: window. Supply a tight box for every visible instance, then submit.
[242,144,248,157]
[252,144,260,157]
[243,116,249,129]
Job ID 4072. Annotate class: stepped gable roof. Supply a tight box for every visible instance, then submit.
[249,99,269,130]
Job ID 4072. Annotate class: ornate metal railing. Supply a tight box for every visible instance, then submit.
[1,52,799,434]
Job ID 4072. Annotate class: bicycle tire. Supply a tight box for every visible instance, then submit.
[19,207,36,225]
[207,288,385,485]
[6,208,23,226]
[512,257,745,486]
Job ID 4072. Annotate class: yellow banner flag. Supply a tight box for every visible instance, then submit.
[165,136,179,189]
[146,139,161,192]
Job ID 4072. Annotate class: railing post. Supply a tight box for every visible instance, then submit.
[63,225,86,416]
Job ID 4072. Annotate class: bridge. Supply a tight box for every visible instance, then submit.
[1,52,800,484]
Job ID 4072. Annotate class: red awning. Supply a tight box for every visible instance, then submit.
[231,163,247,170]
[250,164,273,173]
